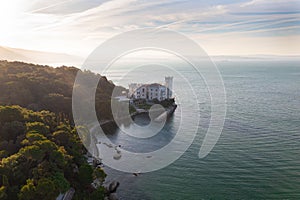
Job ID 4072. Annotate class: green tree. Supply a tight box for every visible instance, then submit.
[0,186,7,200]
[26,122,50,136]
[20,145,44,162]
[53,130,70,146]
[18,179,36,200]
[52,172,70,193]
[93,167,106,181]
[2,175,9,187]
[22,132,47,146]
[78,164,93,187]
[35,178,57,200]
[0,106,24,123]
[0,121,25,141]
[90,187,105,200]
[0,103,107,199]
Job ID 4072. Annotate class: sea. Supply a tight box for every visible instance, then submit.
[97,59,300,200]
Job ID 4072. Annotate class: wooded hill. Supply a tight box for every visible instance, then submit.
[0,60,124,199]
[0,60,124,122]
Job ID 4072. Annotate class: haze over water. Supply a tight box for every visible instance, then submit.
[101,60,300,200]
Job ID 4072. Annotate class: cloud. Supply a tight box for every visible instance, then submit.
[0,0,299,56]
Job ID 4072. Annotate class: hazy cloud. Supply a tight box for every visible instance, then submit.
[0,0,299,56]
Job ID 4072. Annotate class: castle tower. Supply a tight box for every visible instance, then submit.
[165,76,173,99]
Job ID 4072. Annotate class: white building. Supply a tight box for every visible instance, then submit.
[128,77,173,101]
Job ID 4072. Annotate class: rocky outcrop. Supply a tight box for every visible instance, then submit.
[108,181,120,193]
[108,193,118,200]
[105,180,120,200]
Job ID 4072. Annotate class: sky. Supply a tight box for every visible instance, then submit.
[0,0,299,57]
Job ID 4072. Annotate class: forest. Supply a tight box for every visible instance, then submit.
[0,60,122,199]
[0,60,124,122]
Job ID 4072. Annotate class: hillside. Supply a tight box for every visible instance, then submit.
[0,46,83,66]
[0,60,125,199]
[0,105,106,200]
[0,60,124,122]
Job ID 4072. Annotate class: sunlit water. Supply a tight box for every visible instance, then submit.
[100,60,300,199]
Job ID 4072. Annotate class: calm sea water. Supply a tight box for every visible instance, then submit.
[100,60,300,200]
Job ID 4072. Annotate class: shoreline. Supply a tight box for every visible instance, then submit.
[92,103,177,199]
[99,103,178,126]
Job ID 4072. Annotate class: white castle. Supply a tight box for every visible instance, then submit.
[128,77,173,101]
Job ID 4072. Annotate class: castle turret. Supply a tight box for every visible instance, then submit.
[165,76,173,99]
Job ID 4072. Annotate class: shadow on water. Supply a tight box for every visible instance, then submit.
[101,113,178,200]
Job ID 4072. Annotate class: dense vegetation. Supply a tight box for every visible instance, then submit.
[0,60,124,199]
[0,60,124,122]
[0,105,106,200]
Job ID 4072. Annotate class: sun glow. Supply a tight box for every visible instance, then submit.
[0,1,25,30]
[0,1,19,20]
[0,0,299,59]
